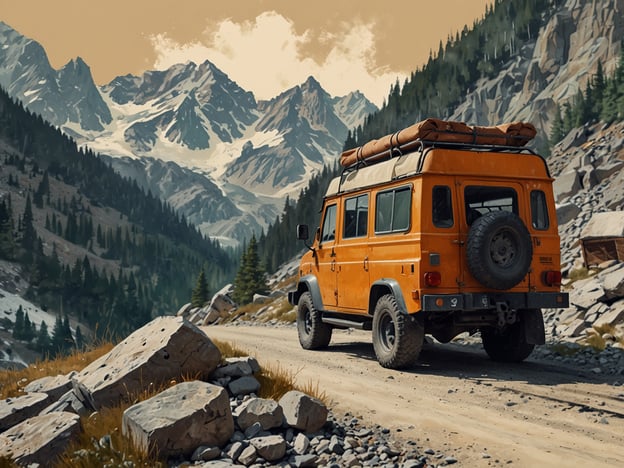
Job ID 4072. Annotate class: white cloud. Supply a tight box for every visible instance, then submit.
[149,12,405,107]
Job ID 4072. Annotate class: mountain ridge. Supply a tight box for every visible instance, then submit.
[0,22,377,246]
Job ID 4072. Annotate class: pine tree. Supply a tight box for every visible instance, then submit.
[191,268,210,308]
[13,305,24,339]
[36,320,51,356]
[232,235,268,304]
[23,312,35,342]
[549,104,566,146]
[21,194,36,252]
[0,198,16,260]
[51,314,64,354]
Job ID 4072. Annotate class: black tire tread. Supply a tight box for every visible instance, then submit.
[297,292,332,349]
[481,320,535,362]
[372,294,423,369]
[466,211,532,290]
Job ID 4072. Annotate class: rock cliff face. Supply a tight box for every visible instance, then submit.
[544,121,624,343]
[452,0,624,148]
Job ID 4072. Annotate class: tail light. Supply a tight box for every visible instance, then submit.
[542,270,562,287]
[424,272,442,287]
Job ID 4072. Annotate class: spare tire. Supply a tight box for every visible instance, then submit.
[466,211,532,290]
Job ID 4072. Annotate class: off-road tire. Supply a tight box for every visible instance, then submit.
[297,292,332,349]
[466,211,532,290]
[372,294,424,369]
[481,321,535,362]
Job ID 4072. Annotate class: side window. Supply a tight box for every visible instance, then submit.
[375,186,411,234]
[321,204,337,243]
[464,186,518,225]
[432,186,454,228]
[344,194,369,238]
[531,190,549,230]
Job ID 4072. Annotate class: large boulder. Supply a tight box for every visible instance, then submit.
[122,381,234,458]
[72,316,221,410]
[0,412,80,465]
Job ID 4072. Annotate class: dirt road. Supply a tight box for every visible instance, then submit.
[204,325,624,467]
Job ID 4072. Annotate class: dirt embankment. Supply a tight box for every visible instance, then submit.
[204,325,624,467]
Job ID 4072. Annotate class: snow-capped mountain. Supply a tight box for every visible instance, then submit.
[0,22,377,246]
[0,22,111,132]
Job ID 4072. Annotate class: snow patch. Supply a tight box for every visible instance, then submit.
[0,288,58,330]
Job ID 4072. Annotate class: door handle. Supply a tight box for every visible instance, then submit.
[363,256,369,271]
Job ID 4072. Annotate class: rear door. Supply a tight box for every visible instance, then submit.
[458,181,528,291]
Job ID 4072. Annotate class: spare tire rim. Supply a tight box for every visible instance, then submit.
[489,229,516,267]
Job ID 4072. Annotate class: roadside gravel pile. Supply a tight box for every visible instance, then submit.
[179,404,429,468]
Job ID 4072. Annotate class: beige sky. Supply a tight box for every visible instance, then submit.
[2,1,491,106]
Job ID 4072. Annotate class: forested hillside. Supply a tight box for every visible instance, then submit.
[344,0,553,149]
[0,87,235,344]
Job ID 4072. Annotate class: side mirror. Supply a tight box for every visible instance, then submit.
[296,224,309,241]
[296,224,314,251]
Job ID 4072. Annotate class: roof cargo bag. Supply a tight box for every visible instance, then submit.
[340,118,536,168]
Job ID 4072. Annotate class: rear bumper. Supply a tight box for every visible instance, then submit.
[421,291,569,312]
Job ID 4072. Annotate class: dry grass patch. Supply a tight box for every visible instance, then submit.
[582,323,624,351]
[258,297,296,324]
[256,361,327,404]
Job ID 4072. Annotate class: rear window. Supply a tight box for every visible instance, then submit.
[464,186,518,225]
[375,186,411,234]
[432,185,454,228]
[531,190,549,230]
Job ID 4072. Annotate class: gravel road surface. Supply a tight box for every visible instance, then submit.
[204,325,624,467]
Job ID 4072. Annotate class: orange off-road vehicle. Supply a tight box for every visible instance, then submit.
[288,118,569,369]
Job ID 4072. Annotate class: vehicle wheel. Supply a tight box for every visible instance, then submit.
[481,321,535,362]
[297,292,332,349]
[372,294,424,369]
[466,211,532,290]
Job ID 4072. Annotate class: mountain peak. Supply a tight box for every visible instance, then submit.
[302,76,321,88]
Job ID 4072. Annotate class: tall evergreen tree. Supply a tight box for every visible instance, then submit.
[233,235,268,304]
[21,194,36,253]
[36,320,51,356]
[23,312,35,342]
[191,268,210,308]
[13,305,24,339]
